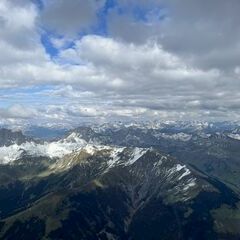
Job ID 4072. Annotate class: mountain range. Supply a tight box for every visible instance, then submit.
[0,122,240,239]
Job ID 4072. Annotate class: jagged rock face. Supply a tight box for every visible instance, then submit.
[0,146,239,240]
[0,128,31,147]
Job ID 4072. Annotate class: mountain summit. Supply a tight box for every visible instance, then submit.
[0,123,240,239]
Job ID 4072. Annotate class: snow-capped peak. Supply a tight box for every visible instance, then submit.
[0,132,88,164]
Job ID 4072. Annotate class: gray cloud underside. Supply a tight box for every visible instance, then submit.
[0,0,240,124]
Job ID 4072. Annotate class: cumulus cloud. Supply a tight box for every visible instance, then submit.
[0,104,37,119]
[40,0,106,36]
[0,0,38,50]
[0,0,240,125]
[109,0,240,71]
[59,35,221,94]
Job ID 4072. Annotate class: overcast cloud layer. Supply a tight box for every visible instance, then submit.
[0,0,240,126]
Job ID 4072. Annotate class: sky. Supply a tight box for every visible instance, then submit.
[0,0,240,126]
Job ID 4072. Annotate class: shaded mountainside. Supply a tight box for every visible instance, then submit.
[1,123,240,239]
[0,128,33,147]
[68,125,240,194]
[0,146,240,239]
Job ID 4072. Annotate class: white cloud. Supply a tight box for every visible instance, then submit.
[1,0,240,124]
[109,0,240,71]
[0,0,39,50]
[0,104,37,119]
[59,35,221,95]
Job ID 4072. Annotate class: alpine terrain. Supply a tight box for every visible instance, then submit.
[0,122,240,239]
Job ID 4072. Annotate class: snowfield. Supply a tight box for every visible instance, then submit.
[0,133,87,164]
[0,132,149,166]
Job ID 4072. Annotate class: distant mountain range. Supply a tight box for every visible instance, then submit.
[0,122,240,239]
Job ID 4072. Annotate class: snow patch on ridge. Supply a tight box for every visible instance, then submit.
[0,134,88,164]
[125,148,148,166]
[178,168,191,180]
[157,133,192,141]
[106,147,148,170]
[183,178,196,191]
[107,147,126,168]
[0,144,24,164]
[228,134,240,140]
[167,164,191,180]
